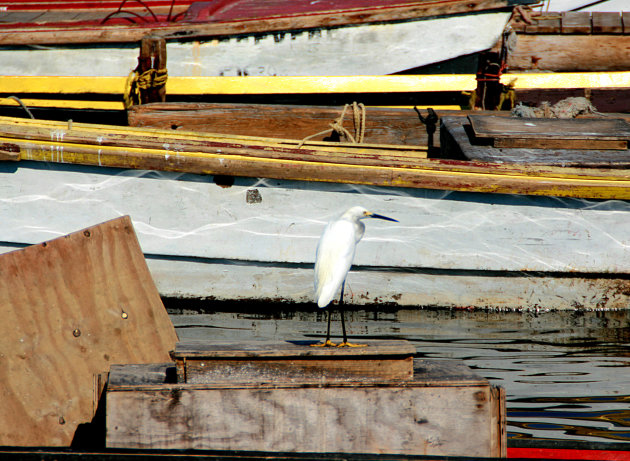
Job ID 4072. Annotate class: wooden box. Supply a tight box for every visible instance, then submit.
[106,340,505,457]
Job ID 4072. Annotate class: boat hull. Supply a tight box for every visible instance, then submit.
[0,12,510,77]
[1,161,629,309]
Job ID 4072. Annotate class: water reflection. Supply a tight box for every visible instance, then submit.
[165,302,630,444]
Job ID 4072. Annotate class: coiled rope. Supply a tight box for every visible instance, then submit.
[298,102,366,148]
[124,67,168,109]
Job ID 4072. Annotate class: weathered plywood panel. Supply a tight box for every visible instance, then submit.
[0,216,178,446]
[106,360,502,457]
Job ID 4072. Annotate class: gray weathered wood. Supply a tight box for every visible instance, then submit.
[441,116,630,167]
[561,11,591,34]
[171,340,416,383]
[468,115,630,141]
[592,12,623,34]
[106,359,504,457]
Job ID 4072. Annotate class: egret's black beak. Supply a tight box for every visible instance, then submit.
[370,213,398,222]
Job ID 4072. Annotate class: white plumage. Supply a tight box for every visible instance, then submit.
[314,206,367,307]
[312,206,397,346]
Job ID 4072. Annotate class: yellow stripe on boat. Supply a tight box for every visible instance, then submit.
[501,72,630,90]
[0,75,478,95]
[0,98,124,111]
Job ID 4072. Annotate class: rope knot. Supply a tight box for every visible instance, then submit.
[298,102,366,148]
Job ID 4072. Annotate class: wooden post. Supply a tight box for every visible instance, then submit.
[137,35,167,105]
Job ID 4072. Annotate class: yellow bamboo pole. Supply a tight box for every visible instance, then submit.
[6,134,630,200]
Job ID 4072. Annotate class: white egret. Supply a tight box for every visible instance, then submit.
[313,206,398,347]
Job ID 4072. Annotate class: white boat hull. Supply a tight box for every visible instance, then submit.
[1,161,629,309]
[0,12,510,77]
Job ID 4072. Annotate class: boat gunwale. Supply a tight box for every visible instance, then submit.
[0,0,530,45]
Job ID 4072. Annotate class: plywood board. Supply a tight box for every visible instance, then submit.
[0,216,178,446]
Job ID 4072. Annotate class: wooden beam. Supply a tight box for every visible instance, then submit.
[561,12,591,34]
[171,340,416,383]
[127,103,429,146]
[137,35,167,105]
[592,12,623,34]
[507,35,630,72]
[494,138,627,150]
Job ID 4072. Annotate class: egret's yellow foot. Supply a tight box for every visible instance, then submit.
[311,339,337,347]
[337,341,367,348]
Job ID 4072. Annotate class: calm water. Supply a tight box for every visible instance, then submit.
[165,303,630,445]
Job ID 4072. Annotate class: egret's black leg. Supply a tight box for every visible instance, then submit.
[325,309,332,343]
[337,280,366,348]
[311,304,336,347]
[339,280,347,343]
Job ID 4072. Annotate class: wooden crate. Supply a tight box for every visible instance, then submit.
[106,340,505,457]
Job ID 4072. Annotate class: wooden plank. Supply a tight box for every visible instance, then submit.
[172,339,416,358]
[592,12,623,34]
[623,12,630,34]
[128,103,428,146]
[0,216,178,446]
[441,116,630,167]
[523,13,562,34]
[468,115,630,140]
[507,35,630,72]
[106,359,503,457]
[171,340,416,382]
[561,12,591,34]
[494,137,627,150]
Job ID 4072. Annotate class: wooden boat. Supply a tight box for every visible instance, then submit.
[0,0,536,77]
[1,103,630,310]
[507,439,630,460]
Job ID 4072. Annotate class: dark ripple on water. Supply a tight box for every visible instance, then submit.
[165,302,630,444]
